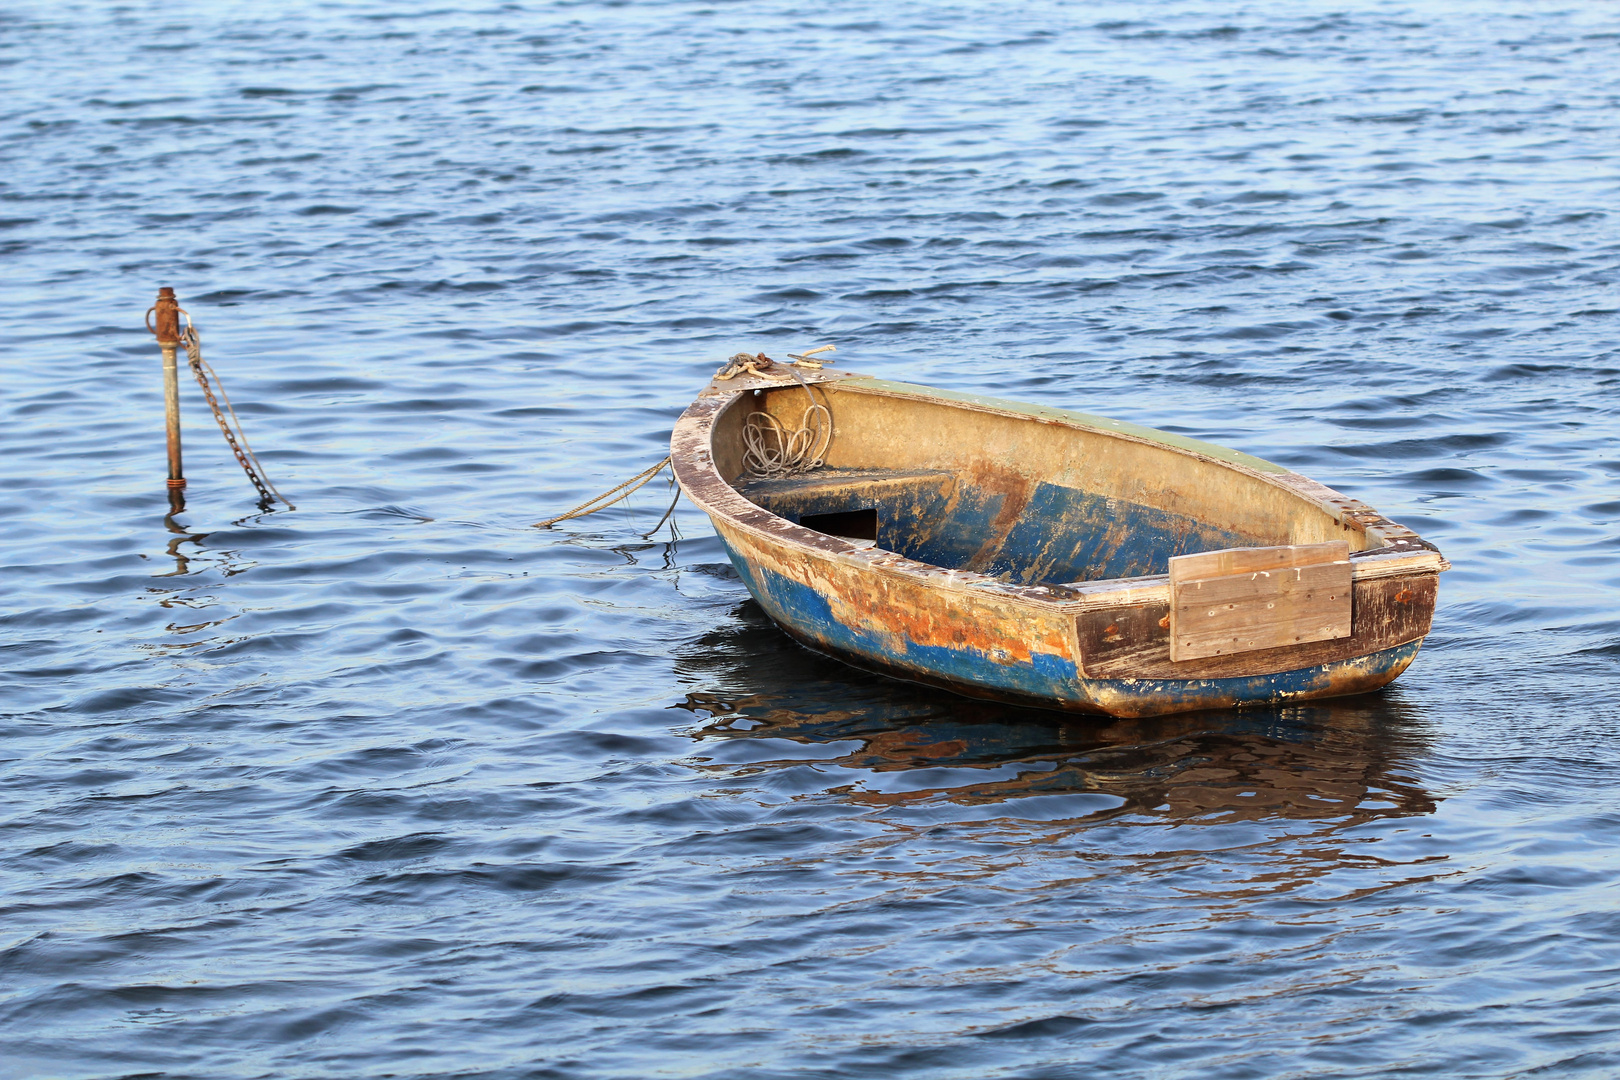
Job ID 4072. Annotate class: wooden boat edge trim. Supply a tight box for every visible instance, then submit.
[1056,551,1443,610]
[832,376,1293,475]
[829,377,1445,561]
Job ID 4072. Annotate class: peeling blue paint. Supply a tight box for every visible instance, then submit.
[723,542,1086,704]
[982,481,1256,583]
[742,471,1261,586]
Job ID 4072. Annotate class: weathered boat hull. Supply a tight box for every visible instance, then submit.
[673,369,1446,718]
[713,520,1426,718]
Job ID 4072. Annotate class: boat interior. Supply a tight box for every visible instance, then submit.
[717,382,1377,587]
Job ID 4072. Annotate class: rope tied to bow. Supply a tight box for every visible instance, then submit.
[531,344,837,532]
[534,455,674,531]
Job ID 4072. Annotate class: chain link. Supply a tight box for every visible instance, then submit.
[180,325,293,509]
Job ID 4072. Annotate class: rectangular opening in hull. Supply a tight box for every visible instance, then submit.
[800,507,878,542]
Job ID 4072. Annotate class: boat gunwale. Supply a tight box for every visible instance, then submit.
[670,371,1447,615]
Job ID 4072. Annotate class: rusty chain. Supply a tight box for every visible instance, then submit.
[180,324,294,510]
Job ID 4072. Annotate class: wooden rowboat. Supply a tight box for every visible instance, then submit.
[671,364,1448,718]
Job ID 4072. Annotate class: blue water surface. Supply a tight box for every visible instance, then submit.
[2,2,1618,1077]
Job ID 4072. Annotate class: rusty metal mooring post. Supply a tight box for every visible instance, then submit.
[146,287,186,513]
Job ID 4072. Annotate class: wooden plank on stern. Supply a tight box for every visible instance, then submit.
[1169,541,1352,661]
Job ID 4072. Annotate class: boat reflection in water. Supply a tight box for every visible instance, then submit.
[675,602,1437,826]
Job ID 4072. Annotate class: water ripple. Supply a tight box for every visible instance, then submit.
[3,0,1619,1077]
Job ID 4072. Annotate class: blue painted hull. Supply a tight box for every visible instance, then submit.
[723,536,1423,717]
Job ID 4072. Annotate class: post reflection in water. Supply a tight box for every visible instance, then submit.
[676,602,1440,896]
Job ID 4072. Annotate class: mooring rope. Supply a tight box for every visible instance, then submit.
[532,344,836,530]
[534,455,672,529]
[638,468,682,540]
[180,324,294,510]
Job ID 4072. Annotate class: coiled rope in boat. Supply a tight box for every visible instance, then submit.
[740,393,830,479]
[734,346,835,481]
